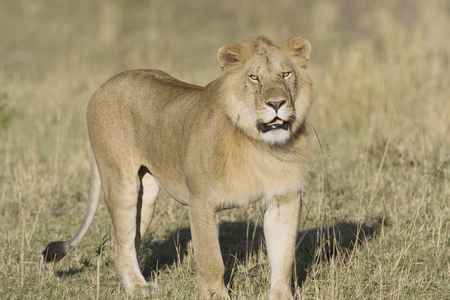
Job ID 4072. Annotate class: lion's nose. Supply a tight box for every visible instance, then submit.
[266,99,286,113]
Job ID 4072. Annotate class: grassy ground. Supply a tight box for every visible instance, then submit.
[0,0,449,299]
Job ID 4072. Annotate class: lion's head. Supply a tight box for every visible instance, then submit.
[218,36,313,145]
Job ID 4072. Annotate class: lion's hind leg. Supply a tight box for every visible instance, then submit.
[136,166,160,250]
[101,166,151,295]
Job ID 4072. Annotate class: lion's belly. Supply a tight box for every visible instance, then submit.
[142,154,192,206]
[153,177,189,206]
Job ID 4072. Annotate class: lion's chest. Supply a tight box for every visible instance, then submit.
[211,142,308,207]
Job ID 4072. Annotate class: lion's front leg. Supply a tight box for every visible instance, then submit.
[189,202,229,300]
[264,192,302,300]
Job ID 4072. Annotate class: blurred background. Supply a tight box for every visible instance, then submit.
[1,0,448,159]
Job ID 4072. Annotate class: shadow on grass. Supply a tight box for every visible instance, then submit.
[53,217,382,291]
[55,267,86,277]
[139,218,384,288]
[294,220,383,286]
[53,218,382,291]
[140,227,192,278]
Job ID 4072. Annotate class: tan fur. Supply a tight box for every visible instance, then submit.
[86,36,313,299]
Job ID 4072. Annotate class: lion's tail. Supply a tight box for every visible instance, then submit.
[42,147,102,263]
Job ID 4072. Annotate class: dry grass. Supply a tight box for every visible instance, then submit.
[0,0,449,299]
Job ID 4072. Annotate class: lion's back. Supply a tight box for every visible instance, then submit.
[87,69,203,128]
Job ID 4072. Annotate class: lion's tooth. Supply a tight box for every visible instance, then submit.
[268,118,283,126]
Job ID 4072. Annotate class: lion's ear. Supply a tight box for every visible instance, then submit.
[217,43,245,71]
[280,37,311,69]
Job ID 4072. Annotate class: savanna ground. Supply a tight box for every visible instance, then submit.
[0,0,449,299]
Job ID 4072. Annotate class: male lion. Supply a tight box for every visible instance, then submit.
[43,36,313,299]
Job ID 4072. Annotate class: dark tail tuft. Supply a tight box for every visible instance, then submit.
[42,241,71,263]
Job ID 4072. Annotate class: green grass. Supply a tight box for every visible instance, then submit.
[1,0,449,299]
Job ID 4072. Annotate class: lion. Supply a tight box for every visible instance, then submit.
[43,36,313,299]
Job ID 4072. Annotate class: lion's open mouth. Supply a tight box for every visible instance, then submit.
[258,117,290,133]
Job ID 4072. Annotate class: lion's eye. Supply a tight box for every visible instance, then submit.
[282,72,291,79]
[249,75,259,82]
